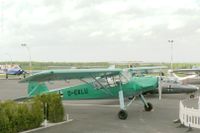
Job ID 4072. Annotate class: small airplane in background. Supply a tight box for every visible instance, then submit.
[127,66,199,99]
[0,64,27,79]
[168,69,200,85]
[146,76,199,99]
[127,65,167,75]
[19,68,161,120]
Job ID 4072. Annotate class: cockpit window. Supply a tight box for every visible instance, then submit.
[93,73,130,89]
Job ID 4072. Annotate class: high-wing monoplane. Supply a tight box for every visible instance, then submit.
[20,68,159,120]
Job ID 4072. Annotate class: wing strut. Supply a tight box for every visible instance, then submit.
[90,73,115,96]
[90,74,106,89]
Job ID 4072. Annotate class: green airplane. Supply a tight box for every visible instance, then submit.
[20,68,159,120]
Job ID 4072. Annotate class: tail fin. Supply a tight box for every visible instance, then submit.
[28,82,49,97]
[168,69,180,79]
[171,73,180,79]
[168,70,197,81]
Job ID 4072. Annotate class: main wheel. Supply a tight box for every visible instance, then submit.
[118,110,128,120]
[190,94,195,99]
[144,102,153,111]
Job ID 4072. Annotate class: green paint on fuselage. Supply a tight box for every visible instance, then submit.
[47,76,158,100]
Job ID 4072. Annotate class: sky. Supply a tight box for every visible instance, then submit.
[0,0,200,62]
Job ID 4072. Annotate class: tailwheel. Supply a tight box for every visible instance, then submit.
[118,110,128,120]
[144,102,153,111]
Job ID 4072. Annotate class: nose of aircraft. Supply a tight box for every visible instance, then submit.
[189,85,199,92]
[195,86,199,91]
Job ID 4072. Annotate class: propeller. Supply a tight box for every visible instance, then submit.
[158,76,162,100]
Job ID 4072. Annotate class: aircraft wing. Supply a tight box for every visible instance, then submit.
[19,68,122,83]
[127,66,167,74]
[172,69,200,73]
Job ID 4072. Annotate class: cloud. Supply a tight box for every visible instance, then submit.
[95,1,130,15]
[89,31,103,37]
[0,0,200,62]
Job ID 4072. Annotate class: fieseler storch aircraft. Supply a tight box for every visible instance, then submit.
[0,64,27,79]
[19,68,161,120]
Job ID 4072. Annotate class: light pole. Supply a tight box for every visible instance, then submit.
[5,53,12,65]
[168,40,174,70]
[21,43,32,74]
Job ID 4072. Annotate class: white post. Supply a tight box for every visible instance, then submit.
[44,119,48,127]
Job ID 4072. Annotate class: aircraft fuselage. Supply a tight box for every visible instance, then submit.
[46,76,158,100]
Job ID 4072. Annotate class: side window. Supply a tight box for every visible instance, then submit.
[92,78,108,89]
[93,77,118,89]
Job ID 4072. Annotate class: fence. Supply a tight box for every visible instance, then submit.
[179,97,200,128]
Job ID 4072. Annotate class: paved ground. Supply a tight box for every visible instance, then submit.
[0,79,200,133]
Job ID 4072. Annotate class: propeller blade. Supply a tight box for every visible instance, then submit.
[158,76,162,100]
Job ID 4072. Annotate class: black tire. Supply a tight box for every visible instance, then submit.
[118,110,128,120]
[144,102,153,111]
[190,94,195,99]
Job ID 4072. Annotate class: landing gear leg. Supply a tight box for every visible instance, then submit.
[139,94,153,111]
[118,90,128,120]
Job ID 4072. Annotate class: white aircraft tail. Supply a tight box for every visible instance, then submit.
[168,69,197,81]
[108,65,115,69]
